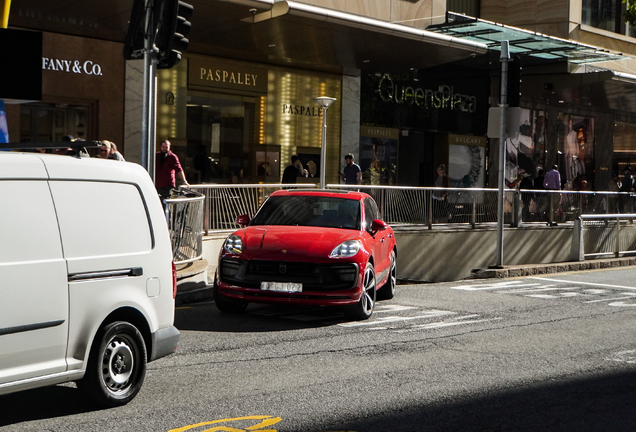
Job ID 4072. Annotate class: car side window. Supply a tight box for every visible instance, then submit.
[364,198,379,232]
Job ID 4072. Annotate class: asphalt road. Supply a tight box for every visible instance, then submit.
[3,267,636,431]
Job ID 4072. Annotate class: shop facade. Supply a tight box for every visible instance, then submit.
[124,55,343,185]
[358,64,491,187]
[4,31,124,151]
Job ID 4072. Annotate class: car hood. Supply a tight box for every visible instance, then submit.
[238,225,362,260]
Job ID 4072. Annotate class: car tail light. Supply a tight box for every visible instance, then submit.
[172,261,177,299]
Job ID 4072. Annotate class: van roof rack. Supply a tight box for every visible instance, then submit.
[0,140,102,159]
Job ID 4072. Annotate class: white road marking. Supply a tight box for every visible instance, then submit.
[584,294,636,303]
[528,277,636,291]
[338,309,455,327]
[414,318,501,329]
[452,281,542,291]
[606,350,636,364]
[503,286,576,294]
[374,304,418,313]
[608,301,636,307]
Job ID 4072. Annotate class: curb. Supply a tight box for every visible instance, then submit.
[471,257,636,279]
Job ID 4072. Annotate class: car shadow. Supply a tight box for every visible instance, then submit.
[175,301,362,333]
[0,384,100,426]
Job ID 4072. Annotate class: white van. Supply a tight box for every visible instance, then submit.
[0,152,180,407]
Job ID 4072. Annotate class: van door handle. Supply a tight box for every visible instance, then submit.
[68,267,143,282]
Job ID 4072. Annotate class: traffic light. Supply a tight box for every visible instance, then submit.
[156,0,194,69]
[123,0,146,60]
[507,55,522,107]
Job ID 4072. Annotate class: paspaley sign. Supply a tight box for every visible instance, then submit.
[42,58,103,76]
[189,58,268,94]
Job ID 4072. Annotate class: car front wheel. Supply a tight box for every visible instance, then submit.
[78,321,147,407]
[345,262,376,320]
[214,281,249,313]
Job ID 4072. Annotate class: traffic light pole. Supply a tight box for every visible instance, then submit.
[141,0,158,181]
[495,40,510,268]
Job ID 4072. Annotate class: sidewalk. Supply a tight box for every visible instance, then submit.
[470,256,636,279]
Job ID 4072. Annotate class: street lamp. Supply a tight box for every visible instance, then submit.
[314,96,336,189]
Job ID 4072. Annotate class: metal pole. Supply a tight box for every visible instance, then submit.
[319,110,328,189]
[141,0,158,181]
[314,97,336,189]
[496,40,510,268]
[1,0,12,28]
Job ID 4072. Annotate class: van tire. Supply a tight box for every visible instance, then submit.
[78,321,147,407]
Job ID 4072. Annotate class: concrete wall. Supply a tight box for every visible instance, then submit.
[203,225,575,283]
[394,226,574,282]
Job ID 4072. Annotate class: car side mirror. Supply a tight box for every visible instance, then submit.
[235,214,250,227]
[371,219,388,232]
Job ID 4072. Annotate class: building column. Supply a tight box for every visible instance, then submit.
[340,75,361,166]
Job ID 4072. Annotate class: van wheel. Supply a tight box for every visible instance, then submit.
[345,262,376,320]
[213,282,248,313]
[78,321,147,407]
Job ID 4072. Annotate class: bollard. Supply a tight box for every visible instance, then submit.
[512,192,523,227]
[570,217,584,261]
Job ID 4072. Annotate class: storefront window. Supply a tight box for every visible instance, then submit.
[557,114,594,189]
[19,103,88,143]
[613,121,636,173]
[184,92,261,183]
[582,0,627,34]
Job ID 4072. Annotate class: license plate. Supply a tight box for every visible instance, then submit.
[261,282,303,292]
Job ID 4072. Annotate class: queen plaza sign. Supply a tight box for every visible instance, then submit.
[377,75,477,113]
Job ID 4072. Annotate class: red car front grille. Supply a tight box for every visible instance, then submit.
[220,258,358,291]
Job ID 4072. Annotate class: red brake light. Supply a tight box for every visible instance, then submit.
[172,261,177,299]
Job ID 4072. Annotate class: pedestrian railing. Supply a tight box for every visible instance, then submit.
[165,188,205,264]
[185,183,636,233]
[574,214,636,259]
[186,184,318,234]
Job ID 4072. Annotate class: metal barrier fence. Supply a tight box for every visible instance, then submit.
[165,188,205,264]
[578,214,636,258]
[186,183,636,233]
[187,184,318,234]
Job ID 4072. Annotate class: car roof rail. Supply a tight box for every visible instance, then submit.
[0,140,102,159]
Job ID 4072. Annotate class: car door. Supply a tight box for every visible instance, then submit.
[0,179,69,385]
[364,197,391,282]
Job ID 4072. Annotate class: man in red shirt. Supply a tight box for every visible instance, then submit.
[155,140,189,201]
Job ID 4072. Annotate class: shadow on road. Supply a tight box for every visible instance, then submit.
[175,301,359,333]
[319,370,636,432]
[0,384,100,427]
[3,370,636,430]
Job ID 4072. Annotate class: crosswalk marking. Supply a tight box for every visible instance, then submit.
[338,309,455,327]
[529,277,636,291]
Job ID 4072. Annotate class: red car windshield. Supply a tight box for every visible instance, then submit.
[250,196,361,230]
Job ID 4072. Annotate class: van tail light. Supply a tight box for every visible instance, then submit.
[172,261,177,299]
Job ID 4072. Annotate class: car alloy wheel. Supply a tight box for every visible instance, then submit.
[346,262,376,320]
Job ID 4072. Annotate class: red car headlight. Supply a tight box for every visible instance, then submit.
[224,234,243,254]
[329,240,361,259]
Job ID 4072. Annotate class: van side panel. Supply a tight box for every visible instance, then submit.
[47,180,173,366]
[0,180,69,385]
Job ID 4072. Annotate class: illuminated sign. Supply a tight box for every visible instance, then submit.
[377,75,477,113]
[42,58,103,76]
[188,58,268,93]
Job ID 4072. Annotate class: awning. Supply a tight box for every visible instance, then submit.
[7,0,489,76]
[428,12,630,64]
